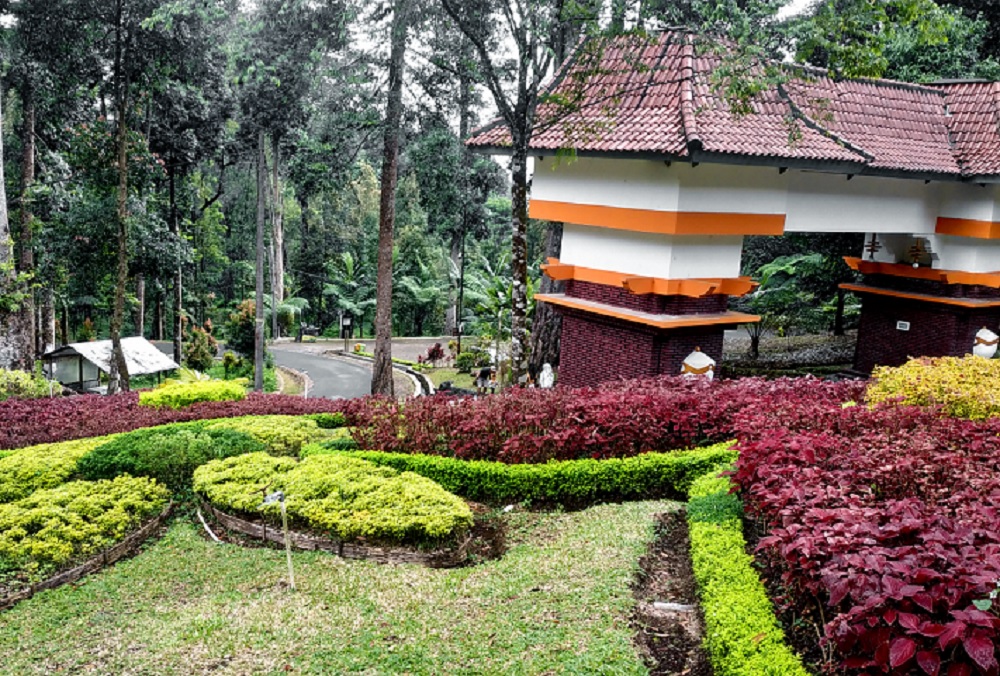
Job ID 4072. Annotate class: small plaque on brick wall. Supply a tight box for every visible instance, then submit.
[896,321,911,331]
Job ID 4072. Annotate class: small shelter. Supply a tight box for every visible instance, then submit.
[43,337,179,393]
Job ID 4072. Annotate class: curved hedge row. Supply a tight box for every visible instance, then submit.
[0,436,117,504]
[0,476,170,583]
[139,379,247,409]
[301,441,737,506]
[687,470,808,676]
[193,453,474,546]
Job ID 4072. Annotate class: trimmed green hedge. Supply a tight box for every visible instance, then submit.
[193,452,474,546]
[307,412,347,429]
[0,436,116,504]
[0,476,170,583]
[204,415,326,456]
[687,470,808,676]
[77,424,267,490]
[139,379,247,409]
[300,441,737,506]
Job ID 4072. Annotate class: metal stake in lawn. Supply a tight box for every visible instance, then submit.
[260,490,295,591]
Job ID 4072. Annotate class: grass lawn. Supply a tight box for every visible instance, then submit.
[425,367,476,391]
[0,500,672,675]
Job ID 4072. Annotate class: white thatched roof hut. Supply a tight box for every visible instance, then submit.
[43,337,179,392]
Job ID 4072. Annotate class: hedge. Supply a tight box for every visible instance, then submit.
[0,436,116,504]
[687,470,808,676]
[139,379,247,409]
[0,476,170,583]
[204,415,327,456]
[866,355,1000,419]
[301,441,738,506]
[193,453,473,546]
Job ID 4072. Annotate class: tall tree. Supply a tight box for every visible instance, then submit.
[372,0,412,396]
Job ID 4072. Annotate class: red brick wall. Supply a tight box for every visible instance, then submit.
[853,292,1000,372]
[568,280,729,314]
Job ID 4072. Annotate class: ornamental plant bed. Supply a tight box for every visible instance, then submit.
[733,400,1000,675]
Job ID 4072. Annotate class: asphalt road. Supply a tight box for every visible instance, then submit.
[269,343,372,399]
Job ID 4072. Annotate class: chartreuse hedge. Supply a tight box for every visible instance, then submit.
[138,379,247,409]
[300,441,737,505]
[0,476,170,583]
[203,415,327,456]
[866,354,1000,419]
[193,453,473,546]
[0,436,117,504]
[687,470,808,676]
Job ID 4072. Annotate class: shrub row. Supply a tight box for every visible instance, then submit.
[0,392,349,450]
[0,476,170,583]
[0,436,116,504]
[302,441,737,506]
[0,366,55,402]
[733,400,1000,675]
[866,354,1000,420]
[687,470,809,676]
[344,376,862,463]
[193,453,473,546]
[138,379,247,409]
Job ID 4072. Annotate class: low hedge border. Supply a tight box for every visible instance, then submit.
[686,469,808,676]
[0,499,174,612]
[138,379,247,409]
[301,441,738,506]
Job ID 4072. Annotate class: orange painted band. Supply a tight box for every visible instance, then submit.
[535,293,760,329]
[530,200,786,236]
[840,283,1000,308]
[542,259,757,298]
[681,363,715,375]
[975,337,999,346]
[936,217,1000,240]
[844,257,1000,289]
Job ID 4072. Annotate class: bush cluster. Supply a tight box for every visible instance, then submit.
[733,398,1000,675]
[344,376,861,463]
[0,476,170,583]
[194,452,473,546]
[302,442,737,506]
[77,424,267,490]
[0,436,116,503]
[139,379,247,409]
[204,415,325,456]
[0,393,349,450]
[687,470,809,676]
[866,354,1000,419]
[0,366,55,402]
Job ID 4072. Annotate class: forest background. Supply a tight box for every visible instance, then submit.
[0,0,998,393]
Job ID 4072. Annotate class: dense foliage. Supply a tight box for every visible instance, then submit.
[0,476,170,583]
[138,379,247,409]
[0,393,348,450]
[0,366,55,402]
[734,398,1000,675]
[866,355,1000,419]
[302,442,737,506]
[0,436,116,503]
[194,453,473,546]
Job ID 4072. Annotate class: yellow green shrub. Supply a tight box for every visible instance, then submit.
[866,355,1000,419]
[205,415,326,456]
[194,452,473,545]
[139,379,247,409]
[0,476,170,582]
[0,436,116,503]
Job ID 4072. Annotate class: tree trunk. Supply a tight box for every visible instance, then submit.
[169,165,182,364]
[108,0,131,394]
[154,291,164,341]
[834,287,846,336]
[41,288,55,352]
[528,221,564,377]
[372,0,410,397]
[135,273,145,337]
[18,91,37,361]
[271,134,284,338]
[448,38,474,339]
[509,139,530,385]
[60,299,69,347]
[254,130,266,392]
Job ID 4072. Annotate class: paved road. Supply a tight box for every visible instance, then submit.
[270,344,372,399]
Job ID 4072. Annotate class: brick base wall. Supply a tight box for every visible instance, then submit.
[567,280,729,314]
[853,293,1000,372]
[556,310,726,388]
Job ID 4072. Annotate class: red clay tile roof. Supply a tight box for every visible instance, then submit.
[467,31,1000,180]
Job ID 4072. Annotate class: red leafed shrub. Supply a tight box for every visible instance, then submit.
[347,376,862,463]
[733,402,1000,675]
[0,393,349,450]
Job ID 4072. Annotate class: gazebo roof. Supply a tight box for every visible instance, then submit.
[44,337,179,376]
[468,31,1000,181]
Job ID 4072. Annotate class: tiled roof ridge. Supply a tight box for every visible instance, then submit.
[781,61,948,98]
[776,82,874,164]
[679,34,703,152]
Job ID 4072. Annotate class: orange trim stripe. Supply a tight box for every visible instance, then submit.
[936,217,1000,240]
[535,293,760,329]
[840,283,1000,308]
[844,257,1000,289]
[530,200,786,236]
[541,259,757,298]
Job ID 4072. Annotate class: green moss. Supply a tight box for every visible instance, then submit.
[687,468,809,676]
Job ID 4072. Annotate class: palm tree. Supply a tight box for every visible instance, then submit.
[324,251,376,338]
